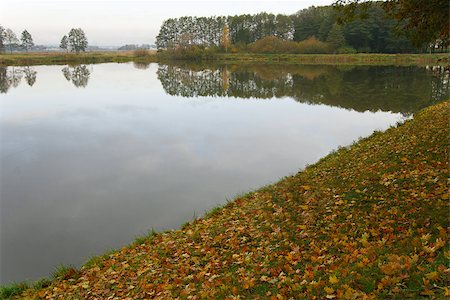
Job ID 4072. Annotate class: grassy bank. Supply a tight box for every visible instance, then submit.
[0,51,157,66]
[6,100,447,299]
[212,53,449,66]
[1,52,448,67]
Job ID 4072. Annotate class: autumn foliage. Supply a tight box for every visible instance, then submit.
[250,36,300,54]
[20,101,449,299]
[248,36,331,54]
[296,36,331,54]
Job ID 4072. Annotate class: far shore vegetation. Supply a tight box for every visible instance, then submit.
[0,50,157,66]
[1,1,448,66]
[1,51,449,67]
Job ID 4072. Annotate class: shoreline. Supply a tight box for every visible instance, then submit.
[0,52,448,67]
[3,100,448,299]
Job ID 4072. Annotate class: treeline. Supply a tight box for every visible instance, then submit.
[156,3,436,55]
[156,14,293,50]
[118,44,153,51]
[0,25,89,54]
[0,26,34,53]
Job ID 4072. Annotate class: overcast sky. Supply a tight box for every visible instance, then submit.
[1,0,334,46]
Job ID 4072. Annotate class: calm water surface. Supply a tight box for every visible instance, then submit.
[0,63,447,284]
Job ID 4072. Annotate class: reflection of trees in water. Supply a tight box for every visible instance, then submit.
[157,63,449,114]
[23,67,37,86]
[0,66,37,93]
[0,67,9,93]
[61,65,91,88]
[428,66,449,103]
[158,65,228,97]
[133,62,151,70]
[62,67,71,81]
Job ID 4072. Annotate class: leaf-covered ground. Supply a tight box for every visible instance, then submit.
[19,101,449,299]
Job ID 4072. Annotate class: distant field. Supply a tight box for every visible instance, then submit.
[0,51,157,66]
[0,51,447,66]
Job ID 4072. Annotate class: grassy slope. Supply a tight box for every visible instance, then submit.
[13,101,450,299]
[1,52,448,67]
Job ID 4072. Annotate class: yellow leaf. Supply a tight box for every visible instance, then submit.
[425,271,439,281]
[329,275,339,284]
[324,286,334,294]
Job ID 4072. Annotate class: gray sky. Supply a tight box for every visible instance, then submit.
[1,0,334,46]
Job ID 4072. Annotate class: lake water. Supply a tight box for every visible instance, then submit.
[0,62,447,284]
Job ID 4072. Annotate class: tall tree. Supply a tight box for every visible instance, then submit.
[334,0,449,48]
[326,23,346,51]
[221,25,230,52]
[4,28,18,53]
[20,30,34,52]
[60,35,68,52]
[275,14,294,40]
[68,28,88,53]
[293,6,335,42]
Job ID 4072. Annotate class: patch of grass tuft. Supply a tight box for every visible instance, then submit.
[0,282,29,299]
[51,265,79,281]
[133,228,158,245]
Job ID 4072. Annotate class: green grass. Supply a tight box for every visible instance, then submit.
[0,282,29,300]
[0,278,52,299]
[50,265,79,281]
[133,228,158,246]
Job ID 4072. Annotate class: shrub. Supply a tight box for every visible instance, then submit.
[337,46,357,54]
[297,36,331,54]
[159,45,218,60]
[250,36,299,54]
[234,42,249,53]
[133,49,150,57]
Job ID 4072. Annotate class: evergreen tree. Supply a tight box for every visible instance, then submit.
[20,30,34,52]
[326,23,346,51]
